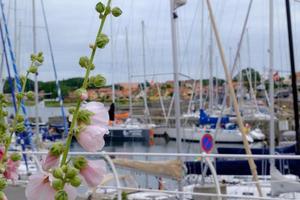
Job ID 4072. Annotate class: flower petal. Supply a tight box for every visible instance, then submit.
[80,160,106,187]
[25,173,56,200]
[77,125,108,152]
[42,153,59,171]
[82,102,109,126]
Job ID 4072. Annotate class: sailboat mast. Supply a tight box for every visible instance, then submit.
[199,0,204,109]
[110,16,115,104]
[169,0,182,154]
[125,28,133,117]
[209,25,213,113]
[269,0,275,164]
[32,0,39,137]
[285,0,300,154]
[141,21,150,123]
[170,0,183,196]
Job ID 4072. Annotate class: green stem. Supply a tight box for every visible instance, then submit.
[60,0,112,166]
[3,72,29,161]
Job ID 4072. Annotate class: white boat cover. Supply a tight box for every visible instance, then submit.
[271,166,300,196]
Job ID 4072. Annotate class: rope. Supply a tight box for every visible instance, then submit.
[40,0,68,136]
[0,1,34,171]
[0,20,17,112]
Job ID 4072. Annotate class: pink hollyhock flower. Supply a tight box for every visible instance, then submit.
[42,153,59,171]
[80,160,106,187]
[77,125,108,152]
[81,102,109,126]
[25,172,77,200]
[4,159,20,181]
[0,147,5,161]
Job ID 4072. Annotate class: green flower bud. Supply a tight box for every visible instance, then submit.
[79,56,89,68]
[36,52,44,63]
[30,54,37,62]
[0,178,7,190]
[96,34,109,49]
[16,122,25,133]
[16,114,24,123]
[54,190,68,200]
[50,142,64,157]
[104,6,111,16]
[52,168,64,179]
[70,176,81,187]
[90,63,95,70]
[26,91,35,101]
[72,156,87,170]
[77,110,93,125]
[74,88,88,101]
[10,152,22,161]
[28,66,38,74]
[65,167,78,179]
[16,93,24,101]
[2,111,7,117]
[61,165,68,173]
[93,74,106,88]
[68,107,76,114]
[52,179,64,190]
[95,2,105,13]
[112,7,122,17]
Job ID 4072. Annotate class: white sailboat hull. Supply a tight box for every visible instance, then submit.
[155,127,254,143]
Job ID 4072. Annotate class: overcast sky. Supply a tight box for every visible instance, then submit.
[3,0,300,84]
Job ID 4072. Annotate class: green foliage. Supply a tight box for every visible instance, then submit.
[233,67,261,89]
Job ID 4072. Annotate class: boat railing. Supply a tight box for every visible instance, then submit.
[15,151,300,200]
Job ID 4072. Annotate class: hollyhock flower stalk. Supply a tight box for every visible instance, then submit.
[60,0,114,166]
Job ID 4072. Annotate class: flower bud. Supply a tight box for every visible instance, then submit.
[75,88,88,101]
[65,166,78,179]
[2,111,7,117]
[72,156,87,170]
[104,6,111,16]
[26,91,35,101]
[30,54,36,62]
[70,176,81,187]
[16,93,24,101]
[95,2,105,13]
[96,34,109,49]
[112,7,122,17]
[16,122,25,133]
[10,152,22,161]
[28,66,38,74]
[77,110,93,125]
[61,165,68,173]
[90,63,95,70]
[16,115,24,123]
[89,44,95,49]
[68,107,76,114]
[50,142,64,157]
[52,168,64,179]
[52,179,64,190]
[54,190,68,200]
[93,74,106,88]
[0,178,7,190]
[36,52,44,63]
[79,56,89,68]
